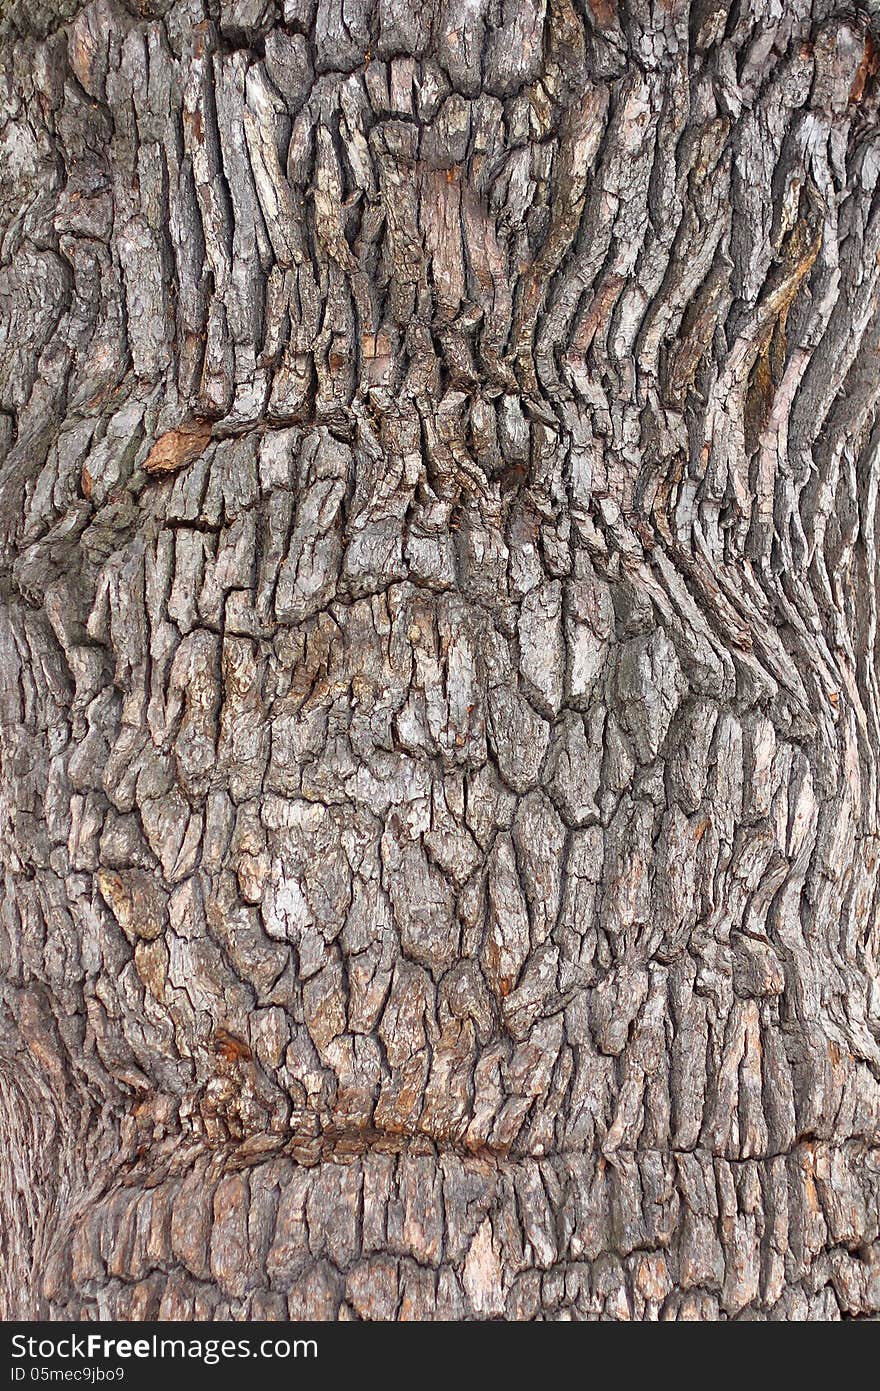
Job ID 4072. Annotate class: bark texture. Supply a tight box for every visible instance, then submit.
[2,0,880,1322]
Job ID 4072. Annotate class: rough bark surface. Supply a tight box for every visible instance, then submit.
[2,0,880,1322]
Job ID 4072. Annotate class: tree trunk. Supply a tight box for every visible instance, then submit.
[2,0,880,1323]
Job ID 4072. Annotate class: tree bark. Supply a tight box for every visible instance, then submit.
[2,0,880,1322]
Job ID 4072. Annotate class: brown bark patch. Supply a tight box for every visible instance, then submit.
[850,35,879,104]
[144,419,213,476]
[586,0,617,25]
[212,1028,252,1063]
[96,869,167,942]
